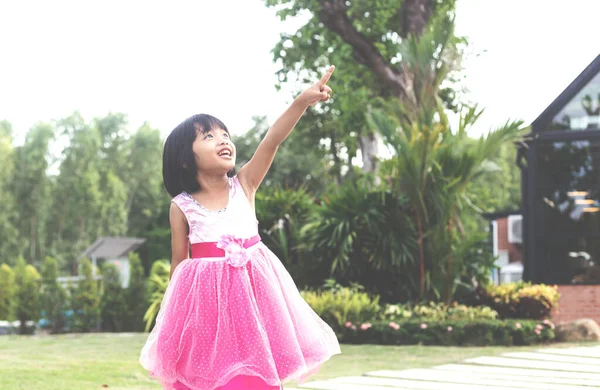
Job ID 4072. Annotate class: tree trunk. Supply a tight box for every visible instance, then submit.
[401,0,433,37]
[415,208,425,298]
[359,131,379,173]
[444,216,454,304]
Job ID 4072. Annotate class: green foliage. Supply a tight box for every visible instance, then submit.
[265,0,460,178]
[255,185,327,287]
[303,181,417,301]
[0,123,19,263]
[14,257,42,334]
[340,318,555,346]
[100,263,127,332]
[40,257,68,333]
[71,258,100,332]
[382,302,498,322]
[0,264,15,320]
[234,116,331,192]
[368,77,524,302]
[0,113,169,275]
[301,281,381,335]
[10,123,55,266]
[144,260,170,332]
[481,282,560,320]
[465,143,521,231]
[126,252,147,332]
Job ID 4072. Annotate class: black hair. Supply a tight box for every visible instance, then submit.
[162,114,235,198]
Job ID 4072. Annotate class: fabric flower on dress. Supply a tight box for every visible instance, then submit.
[216,234,250,267]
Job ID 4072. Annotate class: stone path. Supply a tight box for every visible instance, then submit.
[286,345,600,389]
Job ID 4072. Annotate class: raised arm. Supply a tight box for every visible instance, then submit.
[238,66,335,193]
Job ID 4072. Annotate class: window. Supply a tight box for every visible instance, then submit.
[535,139,600,283]
[549,72,600,131]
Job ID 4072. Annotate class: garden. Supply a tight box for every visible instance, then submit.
[0,0,562,348]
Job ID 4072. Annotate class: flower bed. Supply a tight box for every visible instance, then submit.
[340,318,556,346]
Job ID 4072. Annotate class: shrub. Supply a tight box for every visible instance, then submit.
[71,258,100,332]
[40,257,68,333]
[144,260,170,331]
[382,302,498,322]
[301,280,381,335]
[302,183,418,302]
[100,262,127,332]
[126,252,147,332]
[340,318,555,346]
[256,186,327,288]
[484,282,559,320]
[14,257,42,334]
[0,264,15,320]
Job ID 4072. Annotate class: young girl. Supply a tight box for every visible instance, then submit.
[139,66,341,390]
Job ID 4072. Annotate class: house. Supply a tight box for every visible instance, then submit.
[57,236,146,289]
[517,54,600,324]
[483,211,523,285]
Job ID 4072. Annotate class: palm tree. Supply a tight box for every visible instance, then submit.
[367,11,524,300]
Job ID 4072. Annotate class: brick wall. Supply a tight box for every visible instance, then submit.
[496,217,522,263]
[551,285,600,324]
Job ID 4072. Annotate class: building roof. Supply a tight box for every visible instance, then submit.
[482,210,521,220]
[531,54,600,132]
[78,237,146,260]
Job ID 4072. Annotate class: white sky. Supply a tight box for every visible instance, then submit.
[0,0,598,143]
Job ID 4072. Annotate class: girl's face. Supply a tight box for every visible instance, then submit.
[192,125,236,174]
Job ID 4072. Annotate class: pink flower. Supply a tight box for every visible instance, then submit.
[534,328,541,335]
[389,322,400,330]
[345,322,352,328]
[361,323,372,331]
[543,319,555,329]
[216,234,250,267]
[514,322,522,329]
[351,325,357,330]
[535,324,543,330]
[447,326,453,332]
[420,323,428,329]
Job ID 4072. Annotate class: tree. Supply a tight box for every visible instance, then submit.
[125,252,147,332]
[265,0,460,177]
[233,116,331,193]
[100,262,127,332]
[40,256,68,333]
[0,264,15,320]
[10,123,55,265]
[366,15,524,300]
[71,258,100,332]
[0,121,19,264]
[48,113,103,273]
[14,257,41,334]
[120,123,171,271]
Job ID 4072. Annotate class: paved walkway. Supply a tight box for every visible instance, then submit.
[287,345,600,389]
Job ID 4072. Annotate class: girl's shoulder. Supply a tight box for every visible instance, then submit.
[171,192,195,211]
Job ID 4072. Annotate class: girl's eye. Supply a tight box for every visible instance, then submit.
[204,133,213,139]
[223,133,229,138]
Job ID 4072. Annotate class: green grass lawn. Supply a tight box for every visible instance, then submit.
[0,333,597,390]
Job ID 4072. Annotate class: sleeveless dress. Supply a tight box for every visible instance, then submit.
[139,176,341,390]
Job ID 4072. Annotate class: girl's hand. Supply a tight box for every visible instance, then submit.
[296,65,335,107]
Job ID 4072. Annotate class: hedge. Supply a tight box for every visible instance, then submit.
[340,318,556,346]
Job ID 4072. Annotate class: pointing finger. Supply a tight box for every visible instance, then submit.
[319,65,335,87]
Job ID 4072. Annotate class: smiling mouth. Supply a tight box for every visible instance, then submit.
[218,150,233,158]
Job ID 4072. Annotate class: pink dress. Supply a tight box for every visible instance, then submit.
[139,177,341,390]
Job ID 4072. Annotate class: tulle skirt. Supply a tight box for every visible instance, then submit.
[139,243,341,390]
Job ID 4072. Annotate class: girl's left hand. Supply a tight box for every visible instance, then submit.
[296,65,335,107]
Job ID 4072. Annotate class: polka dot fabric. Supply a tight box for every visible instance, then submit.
[139,177,341,389]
